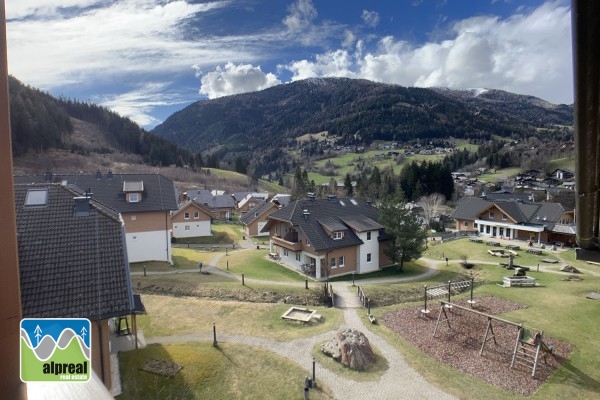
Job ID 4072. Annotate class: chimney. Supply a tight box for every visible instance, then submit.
[95,169,101,180]
[107,170,113,179]
[303,209,310,221]
[44,170,52,182]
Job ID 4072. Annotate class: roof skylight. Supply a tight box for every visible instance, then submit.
[24,189,48,207]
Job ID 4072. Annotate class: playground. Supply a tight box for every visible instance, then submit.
[382,295,572,396]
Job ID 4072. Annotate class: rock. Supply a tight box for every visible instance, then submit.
[561,265,580,273]
[321,328,375,370]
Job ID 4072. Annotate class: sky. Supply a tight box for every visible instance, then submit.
[6,0,573,129]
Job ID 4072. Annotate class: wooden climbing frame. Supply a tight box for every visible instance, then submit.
[432,300,546,377]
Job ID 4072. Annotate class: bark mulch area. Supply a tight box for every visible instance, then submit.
[382,296,573,396]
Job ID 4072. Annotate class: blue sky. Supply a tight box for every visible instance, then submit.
[6,1,572,129]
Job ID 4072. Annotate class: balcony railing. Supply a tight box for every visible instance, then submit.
[271,235,302,251]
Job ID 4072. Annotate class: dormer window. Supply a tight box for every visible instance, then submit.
[488,211,494,218]
[128,192,140,203]
[333,231,343,240]
[123,181,143,203]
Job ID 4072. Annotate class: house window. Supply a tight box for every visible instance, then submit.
[367,253,372,262]
[488,211,494,218]
[333,231,343,240]
[367,232,372,240]
[338,256,345,267]
[331,258,337,268]
[502,214,507,220]
[184,212,190,219]
[284,249,289,257]
[128,193,140,203]
[295,253,301,262]
[185,225,190,231]
[255,212,259,217]
[131,215,137,221]
[194,212,199,219]
[463,221,469,227]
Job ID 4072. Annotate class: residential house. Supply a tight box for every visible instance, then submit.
[171,201,213,238]
[551,168,575,181]
[184,191,235,220]
[237,192,270,215]
[14,172,179,264]
[14,183,135,392]
[451,197,576,246]
[240,199,279,237]
[262,196,393,280]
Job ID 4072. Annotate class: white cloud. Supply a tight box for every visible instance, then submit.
[361,10,380,28]
[282,0,317,32]
[98,82,189,128]
[284,1,573,104]
[199,62,281,99]
[6,1,247,89]
[7,0,102,19]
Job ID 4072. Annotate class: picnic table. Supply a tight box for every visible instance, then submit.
[487,241,500,246]
[470,238,483,243]
[506,244,520,250]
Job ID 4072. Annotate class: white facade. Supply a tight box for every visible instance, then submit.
[356,230,380,274]
[172,220,211,238]
[126,230,172,263]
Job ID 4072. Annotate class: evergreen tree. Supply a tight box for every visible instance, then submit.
[379,191,427,272]
[344,173,353,196]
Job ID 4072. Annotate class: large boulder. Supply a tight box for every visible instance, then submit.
[321,328,375,370]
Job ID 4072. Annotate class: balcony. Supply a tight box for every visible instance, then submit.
[271,235,302,251]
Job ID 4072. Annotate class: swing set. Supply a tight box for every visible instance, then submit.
[433,300,554,377]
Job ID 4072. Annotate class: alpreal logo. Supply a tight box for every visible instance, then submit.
[20,318,91,383]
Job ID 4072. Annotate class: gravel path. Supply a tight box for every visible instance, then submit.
[145,255,455,400]
[147,303,455,400]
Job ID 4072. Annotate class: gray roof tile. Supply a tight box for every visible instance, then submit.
[14,173,178,213]
[15,183,133,321]
[267,198,381,252]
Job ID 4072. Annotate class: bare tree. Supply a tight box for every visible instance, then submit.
[417,193,446,224]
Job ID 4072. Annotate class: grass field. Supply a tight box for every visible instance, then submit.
[216,248,307,282]
[118,342,333,400]
[135,295,343,340]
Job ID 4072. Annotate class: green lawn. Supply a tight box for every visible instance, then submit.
[216,248,306,282]
[327,261,428,282]
[135,294,343,340]
[118,342,333,400]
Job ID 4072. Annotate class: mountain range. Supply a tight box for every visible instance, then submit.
[152,78,573,155]
[9,76,573,183]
